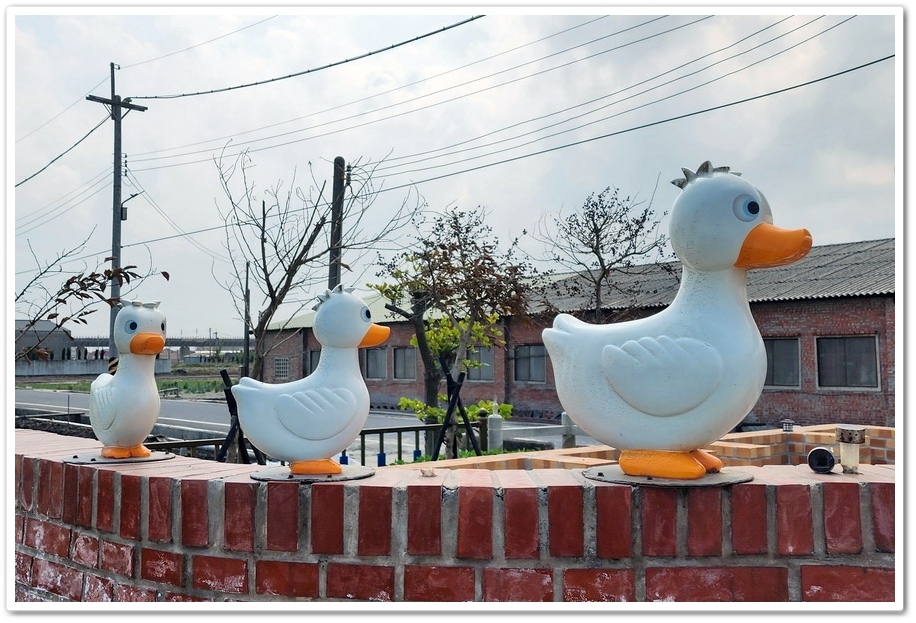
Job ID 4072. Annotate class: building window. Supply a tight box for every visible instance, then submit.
[304,350,321,376]
[274,356,291,380]
[365,348,387,380]
[514,344,546,382]
[394,348,416,380]
[816,336,879,389]
[764,338,800,387]
[466,347,495,381]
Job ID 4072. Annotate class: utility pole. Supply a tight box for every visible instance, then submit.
[87,62,147,357]
[242,261,251,378]
[327,156,346,290]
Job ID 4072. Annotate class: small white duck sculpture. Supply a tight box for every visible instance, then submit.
[543,161,812,479]
[232,286,390,475]
[89,301,167,458]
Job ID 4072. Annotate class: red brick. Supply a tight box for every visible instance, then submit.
[407,481,441,556]
[223,481,256,552]
[255,560,319,597]
[822,481,862,554]
[119,473,142,540]
[483,567,552,602]
[358,485,392,556]
[871,482,894,552]
[24,517,71,558]
[19,456,35,511]
[76,466,94,528]
[266,481,299,551]
[180,480,209,547]
[118,585,158,601]
[404,565,475,601]
[456,471,494,559]
[776,484,814,555]
[37,459,64,519]
[31,558,83,601]
[687,487,722,556]
[646,566,789,601]
[497,471,539,559]
[15,551,33,586]
[326,563,394,601]
[61,462,80,525]
[595,484,632,559]
[71,532,99,568]
[801,566,895,602]
[141,547,184,586]
[564,568,635,602]
[540,470,583,557]
[96,469,116,533]
[100,539,134,577]
[84,573,115,602]
[311,482,344,554]
[641,488,677,556]
[731,483,768,554]
[148,477,173,543]
[192,555,248,593]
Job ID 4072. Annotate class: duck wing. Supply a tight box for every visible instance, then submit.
[602,336,723,417]
[275,387,358,441]
[89,373,117,431]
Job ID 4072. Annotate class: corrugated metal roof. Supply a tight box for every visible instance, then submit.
[270,238,895,329]
[542,237,895,313]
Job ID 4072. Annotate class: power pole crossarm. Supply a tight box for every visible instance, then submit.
[86,62,148,357]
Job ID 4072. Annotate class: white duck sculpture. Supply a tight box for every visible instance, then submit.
[543,161,812,479]
[232,286,390,475]
[89,301,167,458]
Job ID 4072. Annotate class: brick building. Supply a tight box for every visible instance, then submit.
[261,238,895,429]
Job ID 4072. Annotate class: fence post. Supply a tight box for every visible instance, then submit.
[478,414,489,451]
[487,412,503,452]
[561,411,577,448]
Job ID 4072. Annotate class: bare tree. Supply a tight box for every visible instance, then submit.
[15,229,168,361]
[214,149,416,381]
[372,206,545,458]
[532,182,672,323]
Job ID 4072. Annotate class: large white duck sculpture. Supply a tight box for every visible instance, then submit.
[543,161,812,479]
[232,286,390,475]
[89,301,167,459]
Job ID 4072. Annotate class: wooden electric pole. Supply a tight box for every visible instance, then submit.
[327,156,346,290]
[87,62,147,357]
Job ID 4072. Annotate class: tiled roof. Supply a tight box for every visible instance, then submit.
[540,237,895,313]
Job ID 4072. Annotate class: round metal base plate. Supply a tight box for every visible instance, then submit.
[249,464,375,483]
[63,451,176,465]
[583,464,754,487]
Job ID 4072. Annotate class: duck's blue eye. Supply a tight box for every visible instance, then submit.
[733,195,761,222]
[126,321,138,332]
[161,322,166,331]
[361,307,372,322]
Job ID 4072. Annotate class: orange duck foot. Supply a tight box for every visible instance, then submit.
[101,444,151,459]
[289,459,343,475]
[619,449,722,480]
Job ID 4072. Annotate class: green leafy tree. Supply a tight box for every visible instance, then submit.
[372,206,544,458]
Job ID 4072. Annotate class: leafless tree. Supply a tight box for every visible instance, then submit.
[532,181,672,323]
[214,148,417,381]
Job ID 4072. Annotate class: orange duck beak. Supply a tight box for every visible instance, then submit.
[359,324,390,348]
[735,222,812,269]
[130,333,166,355]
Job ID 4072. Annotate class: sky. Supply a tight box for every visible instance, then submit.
[9,5,901,345]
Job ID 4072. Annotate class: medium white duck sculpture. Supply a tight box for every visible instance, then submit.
[232,286,390,475]
[543,161,812,479]
[89,301,167,458]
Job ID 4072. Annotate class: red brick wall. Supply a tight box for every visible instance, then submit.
[14,430,896,604]
[259,294,894,427]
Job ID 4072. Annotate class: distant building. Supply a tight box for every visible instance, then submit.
[261,238,895,429]
[14,319,74,361]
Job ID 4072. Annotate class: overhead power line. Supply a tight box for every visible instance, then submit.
[128,15,485,100]
[15,115,110,187]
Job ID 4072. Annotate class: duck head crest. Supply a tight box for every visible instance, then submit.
[671,161,741,189]
[312,284,356,311]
